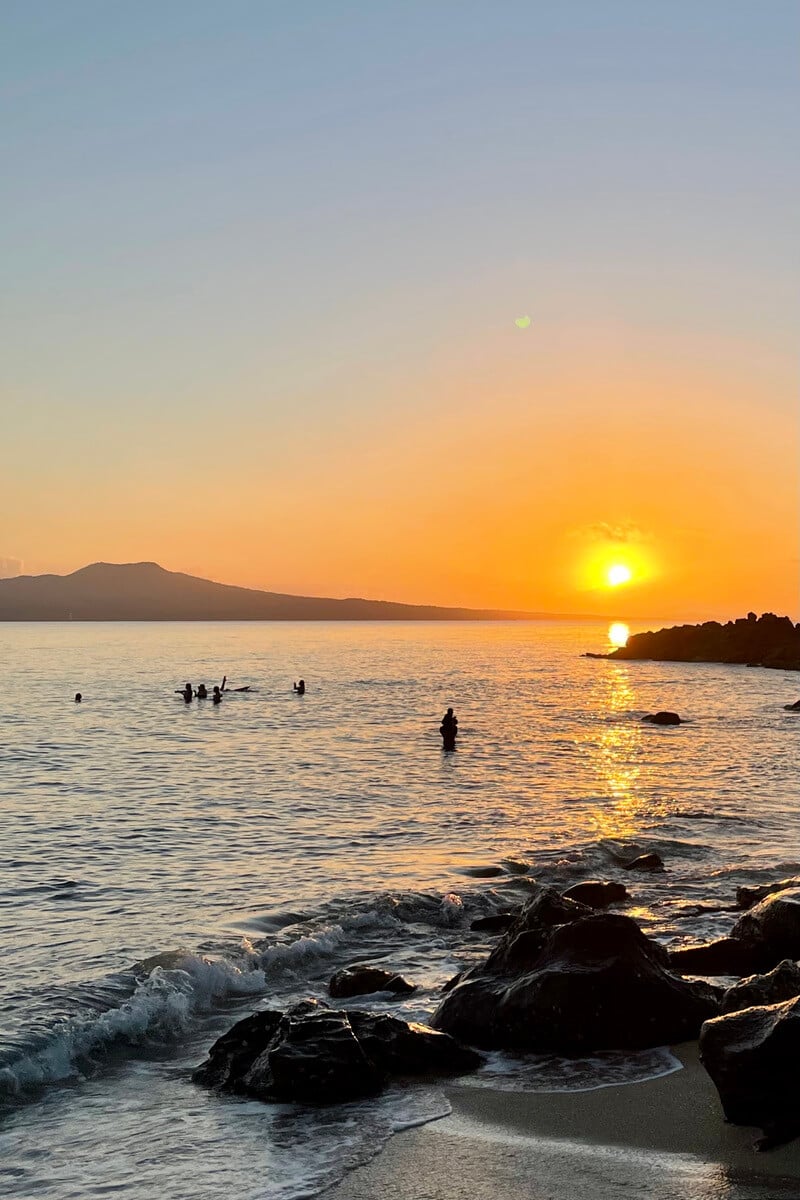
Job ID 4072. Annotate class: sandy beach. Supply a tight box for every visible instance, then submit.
[327,1043,800,1200]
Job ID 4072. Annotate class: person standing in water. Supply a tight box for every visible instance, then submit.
[179,683,193,703]
[440,707,458,751]
[196,684,208,699]
[212,686,222,705]
[293,679,305,695]
[74,693,82,703]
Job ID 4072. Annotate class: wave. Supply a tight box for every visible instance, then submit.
[0,952,264,1098]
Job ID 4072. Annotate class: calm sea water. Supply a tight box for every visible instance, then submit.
[1,621,798,1199]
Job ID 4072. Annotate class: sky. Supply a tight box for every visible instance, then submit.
[2,0,798,619]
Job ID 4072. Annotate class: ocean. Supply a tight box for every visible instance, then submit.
[1,619,798,1199]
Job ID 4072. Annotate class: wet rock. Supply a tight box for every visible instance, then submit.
[668,937,760,977]
[642,711,682,726]
[783,700,800,711]
[562,881,629,908]
[732,888,800,967]
[193,1000,480,1104]
[432,912,720,1053]
[722,960,800,1014]
[700,996,800,1146]
[245,1008,384,1103]
[737,879,800,911]
[329,965,416,999]
[348,1011,481,1076]
[483,887,593,974]
[470,912,517,933]
[621,852,665,873]
[191,1007,284,1090]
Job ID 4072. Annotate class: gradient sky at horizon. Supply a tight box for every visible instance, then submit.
[2,1,798,619]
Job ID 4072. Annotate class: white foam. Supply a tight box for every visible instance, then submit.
[0,952,265,1095]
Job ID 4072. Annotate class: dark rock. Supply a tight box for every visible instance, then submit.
[244,1009,384,1103]
[432,912,720,1052]
[732,888,800,966]
[621,852,665,873]
[668,937,760,977]
[722,960,800,1014]
[562,881,629,908]
[784,700,800,711]
[348,1011,482,1076]
[193,1000,481,1104]
[191,1007,284,1090]
[700,996,800,1146]
[483,887,593,974]
[470,912,517,933]
[329,965,416,999]
[610,613,800,673]
[642,711,682,726]
[736,878,800,910]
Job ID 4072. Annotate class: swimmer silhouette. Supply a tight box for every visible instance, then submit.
[179,683,193,703]
[293,679,306,695]
[440,707,458,751]
[196,684,208,699]
[212,686,222,705]
[74,693,82,703]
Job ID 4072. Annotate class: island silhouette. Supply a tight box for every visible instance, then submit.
[0,562,594,622]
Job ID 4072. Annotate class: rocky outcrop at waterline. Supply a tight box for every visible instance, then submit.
[193,999,481,1103]
[328,964,416,999]
[606,612,800,671]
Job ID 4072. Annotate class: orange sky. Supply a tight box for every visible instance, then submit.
[3,5,798,620]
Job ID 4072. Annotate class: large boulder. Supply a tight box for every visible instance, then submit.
[562,881,628,908]
[193,1000,481,1104]
[669,937,760,977]
[329,965,416,999]
[432,912,720,1053]
[700,996,800,1146]
[721,960,800,1015]
[732,888,800,967]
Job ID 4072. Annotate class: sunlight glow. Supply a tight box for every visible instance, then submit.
[608,622,630,647]
[607,564,632,587]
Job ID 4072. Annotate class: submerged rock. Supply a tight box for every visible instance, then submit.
[328,965,416,999]
[432,910,720,1053]
[621,852,665,873]
[722,960,800,1015]
[470,912,518,933]
[669,937,759,977]
[642,711,682,726]
[784,700,800,711]
[737,878,800,911]
[700,996,800,1147]
[193,1000,480,1104]
[732,888,800,967]
[562,881,629,908]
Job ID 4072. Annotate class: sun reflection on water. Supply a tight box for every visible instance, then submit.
[580,665,645,841]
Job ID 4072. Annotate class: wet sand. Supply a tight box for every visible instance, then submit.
[327,1044,800,1200]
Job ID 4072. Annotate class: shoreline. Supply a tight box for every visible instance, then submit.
[327,1043,800,1200]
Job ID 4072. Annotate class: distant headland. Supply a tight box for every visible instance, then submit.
[603,612,800,672]
[0,562,594,622]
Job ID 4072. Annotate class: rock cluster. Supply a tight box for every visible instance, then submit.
[608,612,800,672]
[193,999,481,1103]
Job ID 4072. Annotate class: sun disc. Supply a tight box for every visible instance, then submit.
[607,564,632,587]
[609,622,630,647]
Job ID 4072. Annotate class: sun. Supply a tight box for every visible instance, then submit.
[608,621,630,647]
[607,563,632,587]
